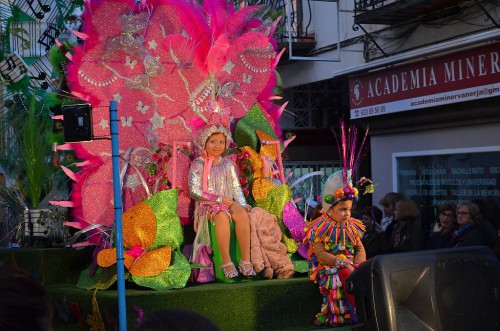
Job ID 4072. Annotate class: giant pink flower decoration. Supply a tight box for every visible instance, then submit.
[65,0,283,240]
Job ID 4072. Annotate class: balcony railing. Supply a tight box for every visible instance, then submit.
[355,0,394,13]
[246,0,314,44]
[355,0,466,26]
[284,160,342,212]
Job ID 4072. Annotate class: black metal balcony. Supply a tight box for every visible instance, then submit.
[354,0,466,26]
[355,0,387,12]
[247,0,315,55]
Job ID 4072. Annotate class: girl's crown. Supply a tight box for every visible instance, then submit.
[195,101,233,150]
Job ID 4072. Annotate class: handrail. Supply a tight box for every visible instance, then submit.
[284,160,342,210]
[354,0,390,14]
[246,0,313,42]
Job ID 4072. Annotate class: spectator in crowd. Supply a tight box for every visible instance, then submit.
[472,199,498,248]
[379,192,405,242]
[453,202,495,248]
[485,195,500,230]
[0,263,52,331]
[389,198,424,252]
[360,206,387,259]
[306,198,323,221]
[479,197,500,259]
[426,204,458,249]
[135,308,220,331]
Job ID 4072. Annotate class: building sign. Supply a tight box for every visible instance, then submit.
[395,148,500,230]
[350,42,500,118]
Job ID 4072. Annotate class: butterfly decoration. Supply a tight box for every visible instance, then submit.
[242,73,252,84]
[125,56,138,69]
[120,116,133,127]
[136,101,149,114]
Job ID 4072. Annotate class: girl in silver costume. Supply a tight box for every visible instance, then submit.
[188,124,256,279]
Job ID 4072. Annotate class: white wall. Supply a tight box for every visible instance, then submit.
[279,0,377,88]
[279,43,366,87]
[309,1,363,48]
[370,122,500,207]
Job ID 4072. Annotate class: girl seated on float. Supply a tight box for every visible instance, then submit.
[188,123,256,279]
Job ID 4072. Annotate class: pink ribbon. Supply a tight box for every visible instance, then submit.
[202,156,215,191]
[126,244,146,259]
[210,203,229,215]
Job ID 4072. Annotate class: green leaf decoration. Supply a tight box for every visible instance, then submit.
[291,256,309,274]
[76,265,117,290]
[234,103,279,151]
[9,28,31,49]
[145,189,184,250]
[21,91,52,208]
[130,250,191,291]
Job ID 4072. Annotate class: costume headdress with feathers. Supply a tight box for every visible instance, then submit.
[321,121,371,211]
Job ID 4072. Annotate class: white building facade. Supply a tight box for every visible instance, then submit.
[263,0,500,227]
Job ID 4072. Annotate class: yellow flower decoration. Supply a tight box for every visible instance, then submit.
[363,183,378,194]
[256,130,280,160]
[240,146,274,201]
[97,202,171,277]
[239,130,283,201]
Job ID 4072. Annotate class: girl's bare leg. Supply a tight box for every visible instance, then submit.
[230,204,251,262]
[213,212,235,275]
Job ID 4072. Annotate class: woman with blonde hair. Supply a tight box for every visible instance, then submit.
[453,202,492,247]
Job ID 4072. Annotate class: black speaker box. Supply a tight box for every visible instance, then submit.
[62,104,93,142]
[346,246,500,331]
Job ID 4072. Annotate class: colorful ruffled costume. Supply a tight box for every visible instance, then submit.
[304,213,365,326]
[302,121,371,326]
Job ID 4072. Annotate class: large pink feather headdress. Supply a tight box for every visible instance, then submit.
[60,0,283,239]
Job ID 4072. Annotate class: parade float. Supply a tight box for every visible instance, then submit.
[0,0,326,329]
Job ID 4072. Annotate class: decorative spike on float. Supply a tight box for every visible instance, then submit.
[49,200,75,207]
[72,30,89,40]
[60,165,78,181]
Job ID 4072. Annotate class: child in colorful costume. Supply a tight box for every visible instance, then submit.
[189,116,256,279]
[304,123,370,327]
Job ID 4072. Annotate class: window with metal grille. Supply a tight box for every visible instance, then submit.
[280,79,344,129]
